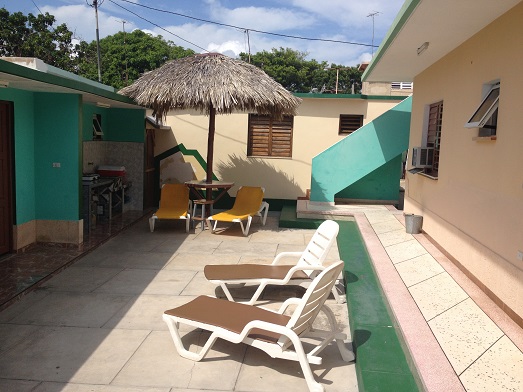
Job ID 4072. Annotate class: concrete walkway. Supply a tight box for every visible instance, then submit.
[298,200,523,392]
[0,215,357,392]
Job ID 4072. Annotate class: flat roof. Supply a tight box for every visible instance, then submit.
[363,0,521,82]
[0,57,142,109]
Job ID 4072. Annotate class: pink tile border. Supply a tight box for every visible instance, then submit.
[354,213,466,392]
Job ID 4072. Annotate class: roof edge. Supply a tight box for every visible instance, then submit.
[294,93,406,101]
[0,58,137,105]
[362,0,422,82]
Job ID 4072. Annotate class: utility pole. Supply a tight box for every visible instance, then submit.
[367,11,380,57]
[245,29,251,63]
[121,20,128,84]
[88,0,104,82]
[324,66,352,94]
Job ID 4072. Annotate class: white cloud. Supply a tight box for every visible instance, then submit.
[34,0,404,66]
[208,3,317,32]
[40,4,137,42]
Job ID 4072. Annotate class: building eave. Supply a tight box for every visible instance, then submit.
[363,0,521,82]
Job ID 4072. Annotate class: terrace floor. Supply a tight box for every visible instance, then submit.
[0,213,357,392]
[0,207,522,391]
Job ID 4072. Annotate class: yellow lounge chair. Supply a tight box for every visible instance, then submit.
[149,183,191,233]
[206,186,269,236]
[163,260,354,392]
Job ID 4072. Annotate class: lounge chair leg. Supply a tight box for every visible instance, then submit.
[286,332,325,392]
[219,283,236,302]
[240,216,252,236]
[245,282,268,305]
[163,314,218,362]
[319,305,354,362]
[149,217,155,232]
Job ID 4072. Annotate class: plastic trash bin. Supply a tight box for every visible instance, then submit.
[405,214,423,234]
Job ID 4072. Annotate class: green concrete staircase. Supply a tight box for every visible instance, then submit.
[310,96,412,203]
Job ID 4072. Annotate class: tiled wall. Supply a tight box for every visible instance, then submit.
[83,141,144,211]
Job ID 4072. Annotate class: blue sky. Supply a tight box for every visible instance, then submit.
[2,0,405,66]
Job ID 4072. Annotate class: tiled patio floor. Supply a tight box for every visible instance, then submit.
[0,214,357,391]
[1,206,522,392]
[341,206,523,392]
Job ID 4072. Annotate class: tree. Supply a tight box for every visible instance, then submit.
[0,8,76,72]
[239,48,362,94]
[77,30,195,89]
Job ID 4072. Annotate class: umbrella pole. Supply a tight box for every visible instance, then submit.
[206,104,216,184]
[205,105,216,215]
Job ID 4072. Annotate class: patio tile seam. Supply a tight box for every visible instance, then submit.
[456,334,505,378]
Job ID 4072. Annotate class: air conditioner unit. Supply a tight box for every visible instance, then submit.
[411,147,434,168]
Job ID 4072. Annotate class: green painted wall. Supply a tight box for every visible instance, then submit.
[310,96,411,202]
[107,108,145,142]
[0,89,36,224]
[336,155,403,201]
[34,93,81,220]
[82,104,101,141]
[82,105,144,142]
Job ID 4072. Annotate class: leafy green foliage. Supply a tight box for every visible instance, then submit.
[77,30,195,89]
[1,8,361,93]
[0,8,76,71]
[239,48,363,94]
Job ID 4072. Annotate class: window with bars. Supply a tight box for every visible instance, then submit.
[339,114,363,135]
[391,82,413,90]
[425,101,443,177]
[247,114,293,157]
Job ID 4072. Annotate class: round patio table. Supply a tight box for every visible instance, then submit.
[185,180,234,229]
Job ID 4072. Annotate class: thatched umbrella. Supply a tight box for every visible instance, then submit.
[119,52,302,184]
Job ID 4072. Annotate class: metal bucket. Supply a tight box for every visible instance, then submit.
[405,214,423,234]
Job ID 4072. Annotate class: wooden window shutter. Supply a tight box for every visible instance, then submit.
[248,114,293,157]
[339,114,363,135]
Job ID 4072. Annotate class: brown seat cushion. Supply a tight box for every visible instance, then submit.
[165,296,291,343]
[204,264,309,281]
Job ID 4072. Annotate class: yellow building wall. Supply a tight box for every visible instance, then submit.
[154,98,402,200]
[404,3,523,319]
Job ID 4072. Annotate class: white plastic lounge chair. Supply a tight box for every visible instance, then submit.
[206,186,269,236]
[149,183,191,233]
[204,219,345,304]
[163,260,354,392]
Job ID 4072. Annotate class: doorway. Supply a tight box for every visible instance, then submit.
[0,101,14,256]
[143,128,156,209]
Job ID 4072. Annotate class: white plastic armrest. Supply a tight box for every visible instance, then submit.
[272,251,303,265]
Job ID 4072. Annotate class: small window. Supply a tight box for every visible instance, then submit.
[247,114,293,158]
[339,114,363,135]
[93,114,103,140]
[465,83,500,131]
[391,82,413,90]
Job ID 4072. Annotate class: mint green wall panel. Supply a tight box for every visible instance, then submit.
[336,155,403,201]
[34,93,81,220]
[82,105,144,142]
[82,104,98,141]
[107,108,145,142]
[310,96,412,203]
[0,89,36,224]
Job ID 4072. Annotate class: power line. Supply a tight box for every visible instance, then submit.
[111,0,378,48]
[108,0,208,52]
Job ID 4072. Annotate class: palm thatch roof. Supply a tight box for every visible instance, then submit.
[119,52,301,119]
